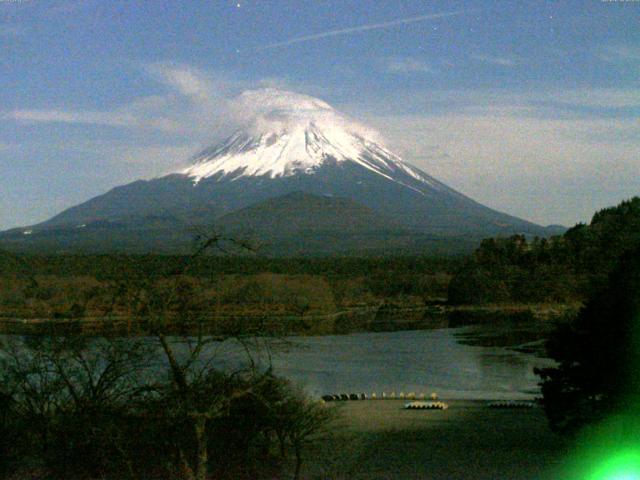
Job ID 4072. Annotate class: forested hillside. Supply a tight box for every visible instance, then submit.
[448,197,640,304]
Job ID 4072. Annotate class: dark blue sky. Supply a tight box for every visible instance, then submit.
[1,0,639,228]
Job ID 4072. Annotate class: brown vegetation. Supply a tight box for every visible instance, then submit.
[0,271,452,333]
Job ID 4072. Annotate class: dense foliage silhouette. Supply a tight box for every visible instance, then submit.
[536,245,640,433]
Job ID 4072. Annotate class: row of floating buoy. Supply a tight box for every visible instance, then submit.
[322,393,366,401]
[320,395,535,410]
[404,401,449,410]
[321,392,439,402]
[487,401,535,409]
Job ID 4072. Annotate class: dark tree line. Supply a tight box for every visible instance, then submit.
[536,245,640,434]
[0,251,461,279]
[448,197,640,304]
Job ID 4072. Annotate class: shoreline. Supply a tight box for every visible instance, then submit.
[0,303,578,336]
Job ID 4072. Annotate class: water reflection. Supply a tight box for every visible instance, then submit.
[1,324,554,401]
[221,326,555,400]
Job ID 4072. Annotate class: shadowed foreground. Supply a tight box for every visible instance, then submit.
[305,400,569,480]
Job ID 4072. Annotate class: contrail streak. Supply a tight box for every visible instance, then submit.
[256,10,472,51]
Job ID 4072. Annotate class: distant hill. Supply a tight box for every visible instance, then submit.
[214,191,493,256]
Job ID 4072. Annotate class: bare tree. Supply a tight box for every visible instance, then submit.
[1,232,336,479]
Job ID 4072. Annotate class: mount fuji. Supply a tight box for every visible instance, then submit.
[0,89,560,255]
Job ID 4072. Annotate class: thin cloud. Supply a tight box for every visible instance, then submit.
[472,54,518,67]
[350,87,640,121]
[4,105,181,132]
[541,88,640,109]
[366,111,640,227]
[596,44,640,63]
[385,57,433,74]
[6,110,136,127]
[145,63,224,101]
[257,10,473,51]
[45,0,99,16]
[0,24,26,37]
[2,64,226,134]
[1,64,324,143]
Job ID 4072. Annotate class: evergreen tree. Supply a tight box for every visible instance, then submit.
[536,246,640,433]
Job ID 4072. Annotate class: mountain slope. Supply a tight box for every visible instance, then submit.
[0,89,556,255]
[218,191,393,233]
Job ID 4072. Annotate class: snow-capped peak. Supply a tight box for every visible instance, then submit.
[179,89,437,190]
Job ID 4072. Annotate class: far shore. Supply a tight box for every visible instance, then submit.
[0,302,579,336]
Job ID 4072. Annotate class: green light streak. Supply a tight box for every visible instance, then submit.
[558,414,640,480]
[587,449,640,480]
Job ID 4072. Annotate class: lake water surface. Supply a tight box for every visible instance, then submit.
[216,323,554,400]
[1,322,553,401]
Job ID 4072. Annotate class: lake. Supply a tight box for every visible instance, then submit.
[214,322,554,400]
[1,321,554,401]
